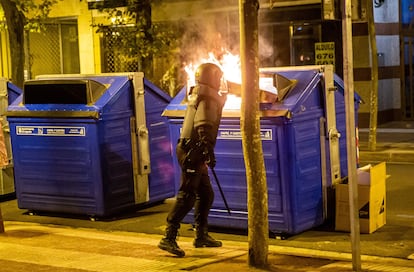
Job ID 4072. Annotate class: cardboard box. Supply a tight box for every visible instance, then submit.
[335,162,386,233]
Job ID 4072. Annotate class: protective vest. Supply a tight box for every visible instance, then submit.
[180,63,227,145]
[180,84,226,143]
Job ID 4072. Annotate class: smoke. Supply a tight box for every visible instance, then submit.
[159,2,277,88]
[177,18,274,69]
[259,35,274,60]
[178,20,238,66]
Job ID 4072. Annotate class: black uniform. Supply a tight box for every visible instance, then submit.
[158,63,227,257]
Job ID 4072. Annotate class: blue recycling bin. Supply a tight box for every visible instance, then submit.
[163,66,360,236]
[7,73,175,217]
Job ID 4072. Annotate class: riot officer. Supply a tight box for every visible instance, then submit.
[158,63,227,257]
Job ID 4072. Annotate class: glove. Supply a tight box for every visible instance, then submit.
[201,144,216,168]
[197,132,216,168]
[183,140,209,169]
[184,144,201,168]
[206,148,216,168]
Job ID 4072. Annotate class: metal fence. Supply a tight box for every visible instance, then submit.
[28,20,80,79]
[100,26,140,73]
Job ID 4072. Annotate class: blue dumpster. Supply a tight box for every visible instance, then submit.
[163,65,360,236]
[0,78,22,196]
[7,73,175,217]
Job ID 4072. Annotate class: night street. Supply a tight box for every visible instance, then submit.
[1,162,413,260]
[0,1,412,271]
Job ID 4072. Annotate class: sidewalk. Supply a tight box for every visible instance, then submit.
[358,122,414,164]
[1,221,413,272]
[1,121,414,271]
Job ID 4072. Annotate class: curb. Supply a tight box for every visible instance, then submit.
[267,244,414,269]
[359,150,414,164]
[2,221,414,271]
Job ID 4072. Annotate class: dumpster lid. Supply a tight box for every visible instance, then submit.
[7,73,172,120]
[163,67,320,118]
[23,79,107,105]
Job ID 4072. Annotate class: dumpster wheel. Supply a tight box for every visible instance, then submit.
[27,210,37,216]
[270,231,290,240]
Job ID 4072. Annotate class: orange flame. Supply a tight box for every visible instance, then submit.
[185,50,278,110]
[185,50,241,88]
[185,50,242,109]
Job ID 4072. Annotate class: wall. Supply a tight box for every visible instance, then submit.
[374,1,401,123]
[13,0,404,120]
[355,1,401,127]
[47,0,96,74]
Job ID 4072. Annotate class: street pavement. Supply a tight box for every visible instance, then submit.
[358,122,414,164]
[0,220,413,272]
[0,121,414,271]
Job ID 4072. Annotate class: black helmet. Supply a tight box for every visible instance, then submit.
[195,63,223,91]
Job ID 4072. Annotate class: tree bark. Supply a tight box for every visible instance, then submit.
[1,0,26,88]
[0,205,4,233]
[133,0,153,78]
[342,0,361,270]
[367,0,378,151]
[238,0,268,268]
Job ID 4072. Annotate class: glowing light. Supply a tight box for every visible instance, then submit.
[220,52,241,84]
[185,50,279,110]
[185,50,242,109]
[185,50,241,89]
[223,94,241,110]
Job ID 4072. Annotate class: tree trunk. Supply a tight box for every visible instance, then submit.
[1,0,26,88]
[342,0,361,270]
[367,0,378,151]
[0,205,4,233]
[238,0,268,268]
[134,0,153,78]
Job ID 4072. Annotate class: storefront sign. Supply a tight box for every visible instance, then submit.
[315,42,335,67]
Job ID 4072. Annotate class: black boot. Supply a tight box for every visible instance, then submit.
[158,226,185,257]
[193,226,222,248]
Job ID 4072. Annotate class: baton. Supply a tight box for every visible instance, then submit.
[210,167,231,215]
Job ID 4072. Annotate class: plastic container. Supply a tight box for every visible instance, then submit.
[163,66,361,236]
[8,73,175,217]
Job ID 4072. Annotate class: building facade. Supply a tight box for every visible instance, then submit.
[0,0,409,127]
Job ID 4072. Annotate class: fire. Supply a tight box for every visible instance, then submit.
[185,51,241,87]
[185,50,242,110]
[223,94,242,110]
[220,52,242,84]
[185,50,279,110]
